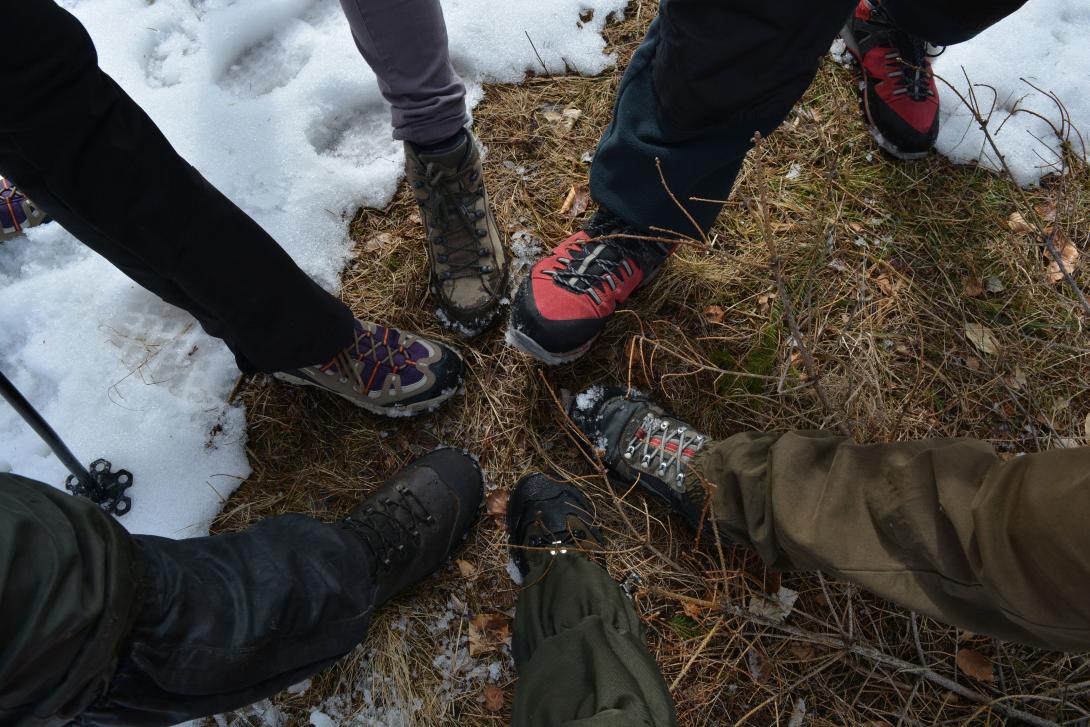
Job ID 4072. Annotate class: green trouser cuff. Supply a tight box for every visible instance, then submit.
[511,555,677,727]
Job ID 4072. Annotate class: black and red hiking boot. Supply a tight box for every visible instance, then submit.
[506,210,673,365]
[567,386,709,531]
[841,0,941,160]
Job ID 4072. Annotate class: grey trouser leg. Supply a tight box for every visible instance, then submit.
[338,0,469,144]
[511,555,678,727]
[697,432,1090,651]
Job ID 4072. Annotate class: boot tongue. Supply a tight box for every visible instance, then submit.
[413,131,472,171]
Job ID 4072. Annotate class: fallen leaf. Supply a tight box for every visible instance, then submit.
[787,698,807,727]
[757,291,776,315]
[703,305,726,324]
[559,184,591,218]
[1007,212,1035,235]
[962,276,984,298]
[746,648,771,683]
[483,685,504,712]
[561,107,582,132]
[748,587,799,623]
[827,258,847,272]
[455,559,477,578]
[1045,228,1079,283]
[1084,411,1090,443]
[1034,200,1058,223]
[540,108,564,125]
[682,601,705,621]
[469,613,512,657]
[984,276,1005,293]
[485,490,510,519]
[363,232,393,253]
[964,323,1000,356]
[1010,367,1028,390]
[956,648,994,682]
[875,273,899,297]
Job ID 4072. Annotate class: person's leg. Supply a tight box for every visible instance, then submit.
[571,387,1090,652]
[592,0,857,238]
[508,474,677,727]
[338,0,468,146]
[697,432,1090,651]
[0,0,353,374]
[884,0,1029,45]
[76,448,483,726]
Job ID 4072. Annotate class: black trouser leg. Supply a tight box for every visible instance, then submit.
[591,0,1028,237]
[78,516,377,727]
[0,0,354,373]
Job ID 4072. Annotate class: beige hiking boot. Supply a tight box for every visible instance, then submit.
[405,130,509,338]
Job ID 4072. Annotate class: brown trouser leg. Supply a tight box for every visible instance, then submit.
[696,432,1090,651]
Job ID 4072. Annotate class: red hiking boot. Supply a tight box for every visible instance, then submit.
[841,0,941,159]
[506,211,673,364]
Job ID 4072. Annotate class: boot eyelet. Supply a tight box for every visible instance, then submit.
[480,265,493,273]
[426,515,436,524]
[476,229,487,237]
[479,248,489,256]
[441,271,452,280]
[437,254,448,263]
[339,377,348,384]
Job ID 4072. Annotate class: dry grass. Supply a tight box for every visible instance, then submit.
[209,6,1090,726]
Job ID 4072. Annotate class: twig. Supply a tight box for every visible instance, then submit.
[750,131,850,436]
[670,617,723,691]
[524,31,551,77]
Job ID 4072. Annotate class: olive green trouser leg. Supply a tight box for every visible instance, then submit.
[511,555,678,727]
[696,432,1090,651]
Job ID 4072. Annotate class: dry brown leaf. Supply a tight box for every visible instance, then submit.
[962,276,984,298]
[485,490,510,519]
[1046,228,1079,283]
[483,685,505,712]
[984,276,1005,293]
[1034,200,1058,223]
[790,642,817,661]
[469,612,512,657]
[757,291,776,315]
[703,305,726,324]
[1084,411,1090,444]
[875,273,899,297]
[559,184,591,218]
[682,601,705,621]
[956,648,994,682]
[1007,211,1035,235]
[561,107,582,132]
[964,323,1000,356]
[363,232,393,253]
[746,648,771,683]
[455,559,477,578]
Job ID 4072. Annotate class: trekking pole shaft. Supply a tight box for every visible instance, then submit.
[0,370,95,490]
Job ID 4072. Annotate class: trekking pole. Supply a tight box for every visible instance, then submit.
[0,369,134,515]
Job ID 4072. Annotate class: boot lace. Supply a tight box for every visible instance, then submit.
[544,212,670,305]
[870,6,943,102]
[414,162,495,281]
[342,484,436,570]
[623,413,707,492]
[317,322,422,395]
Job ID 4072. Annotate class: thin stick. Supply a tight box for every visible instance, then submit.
[750,131,850,436]
[524,31,551,78]
[670,617,723,691]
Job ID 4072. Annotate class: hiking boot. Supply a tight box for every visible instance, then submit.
[274,318,464,417]
[1,177,48,242]
[508,473,603,578]
[507,209,673,364]
[568,386,709,531]
[841,0,941,159]
[405,129,510,338]
[341,448,483,607]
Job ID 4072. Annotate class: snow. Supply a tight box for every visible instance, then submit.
[505,557,525,585]
[933,0,1090,185]
[574,385,604,412]
[0,0,626,538]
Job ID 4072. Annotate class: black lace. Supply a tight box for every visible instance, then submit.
[342,485,435,570]
[414,162,494,281]
[546,211,670,304]
[871,7,943,102]
[525,518,591,551]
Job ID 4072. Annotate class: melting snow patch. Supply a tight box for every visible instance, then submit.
[1,0,628,538]
[575,385,604,412]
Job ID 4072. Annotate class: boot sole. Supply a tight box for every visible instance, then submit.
[273,370,463,418]
[839,28,932,162]
[504,324,597,366]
